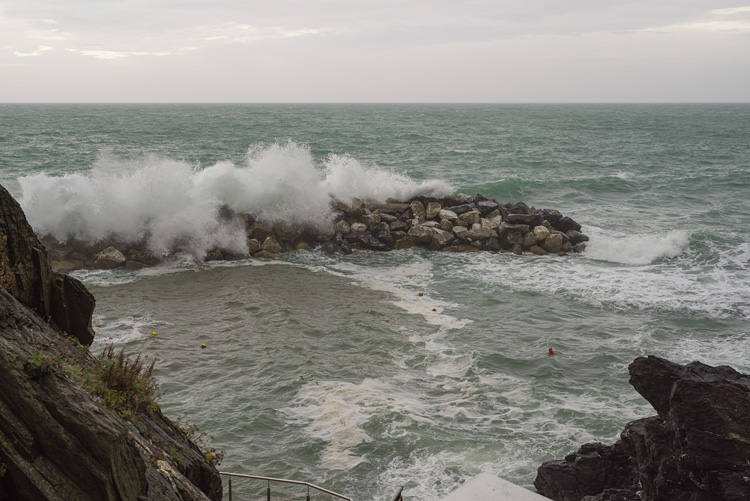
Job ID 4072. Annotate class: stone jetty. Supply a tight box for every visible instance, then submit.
[44,193,589,272]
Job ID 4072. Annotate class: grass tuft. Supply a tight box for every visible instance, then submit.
[25,353,54,378]
[63,344,160,418]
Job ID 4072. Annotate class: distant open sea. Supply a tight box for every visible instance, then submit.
[1,103,749,500]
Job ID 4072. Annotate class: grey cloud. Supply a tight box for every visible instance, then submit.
[2,0,749,102]
[5,1,742,37]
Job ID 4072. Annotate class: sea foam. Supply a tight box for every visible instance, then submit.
[283,378,430,470]
[584,228,690,265]
[18,141,453,259]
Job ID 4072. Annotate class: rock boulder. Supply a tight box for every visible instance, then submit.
[93,246,127,269]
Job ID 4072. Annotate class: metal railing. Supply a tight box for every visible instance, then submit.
[220,472,353,501]
[389,486,404,501]
[220,472,404,501]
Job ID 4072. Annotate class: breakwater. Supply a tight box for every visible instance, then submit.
[43,193,588,272]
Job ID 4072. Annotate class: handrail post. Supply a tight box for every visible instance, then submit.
[228,478,232,501]
[267,479,271,501]
[307,484,311,501]
[390,485,404,501]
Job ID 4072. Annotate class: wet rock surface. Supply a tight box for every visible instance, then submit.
[534,356,750,501]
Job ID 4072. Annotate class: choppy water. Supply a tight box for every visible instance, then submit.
[1,104,749,500]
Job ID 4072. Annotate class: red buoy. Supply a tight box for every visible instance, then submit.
[548,347,556,356]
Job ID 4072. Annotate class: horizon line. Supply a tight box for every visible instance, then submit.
[2,101,749,105]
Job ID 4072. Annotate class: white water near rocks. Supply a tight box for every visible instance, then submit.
[2,104,749,500]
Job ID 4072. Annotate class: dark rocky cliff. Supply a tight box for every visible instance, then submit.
[0,183,222,500]
[534,356,750,501]
[0,183,95,346]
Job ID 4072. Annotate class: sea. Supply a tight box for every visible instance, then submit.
[1,103,749,500]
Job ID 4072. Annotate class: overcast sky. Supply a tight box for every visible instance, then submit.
[2,0,749,102]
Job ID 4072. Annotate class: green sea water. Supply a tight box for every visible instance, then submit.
[1,104,749,500]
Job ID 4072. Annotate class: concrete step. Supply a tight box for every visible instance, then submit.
[440,473,550,501]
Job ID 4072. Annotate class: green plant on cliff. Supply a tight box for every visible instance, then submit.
[98,345,158,415]
[62,344,159,418]
[0,234,15,290]
[169,449,186,469]
[25,353,54,378]
[59,341,225,468]
[176,413,225,467]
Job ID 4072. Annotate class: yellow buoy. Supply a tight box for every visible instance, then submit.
[200,344,206,349]
[151,331,157,336]
[432,308,437,312]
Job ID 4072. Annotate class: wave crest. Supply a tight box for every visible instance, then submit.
[19,140,454,258]
[584,228,690,265]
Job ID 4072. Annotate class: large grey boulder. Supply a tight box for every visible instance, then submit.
[407,225,434,244]
[542,233,563,253]
[410,201,427,220]
[425,201,442,219]
[93,246,127,269]
[429,229,455,250]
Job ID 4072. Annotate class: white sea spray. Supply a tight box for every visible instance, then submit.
[584,227,690,265]
[19,140,454,259]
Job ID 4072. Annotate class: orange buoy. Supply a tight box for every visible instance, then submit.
[548,347,556,356]
[418,292,423,297]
